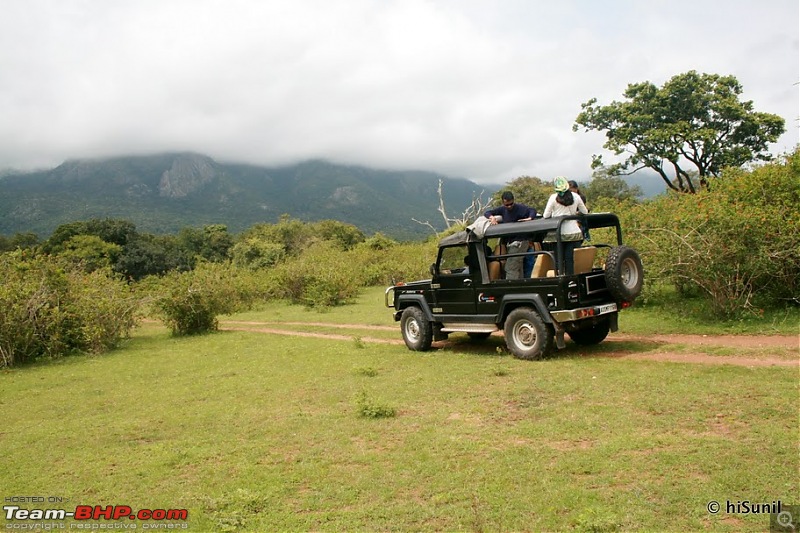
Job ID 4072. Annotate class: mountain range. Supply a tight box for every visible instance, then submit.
[0,153,490,240]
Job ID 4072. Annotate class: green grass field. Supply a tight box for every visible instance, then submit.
[1,288,798,531]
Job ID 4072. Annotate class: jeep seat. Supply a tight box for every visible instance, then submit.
[573,246,597,274]
[531,253,554,278]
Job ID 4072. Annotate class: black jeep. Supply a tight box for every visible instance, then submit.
[385,213,643,360]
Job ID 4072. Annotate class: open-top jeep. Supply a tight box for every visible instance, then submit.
[385,213,643,360]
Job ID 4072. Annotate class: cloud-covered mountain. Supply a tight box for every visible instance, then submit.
[0,153,489,240]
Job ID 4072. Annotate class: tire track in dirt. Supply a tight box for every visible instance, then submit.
[220,320,799,367]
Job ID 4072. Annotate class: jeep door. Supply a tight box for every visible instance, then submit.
[433,244,476,315]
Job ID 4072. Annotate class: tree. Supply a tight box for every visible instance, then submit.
[573,71,786,193]
[177,225,233,263]
[313,220,365,250]
[43,218,137,253]
[84,219,137,247]
[230,238,285,270]
[238,216,316,257]
[584,169,642,203]
[492,176,552,213]
[114,234,191,280]
[0,232,39,252]
[43,221,90,254]
[60,235,122,272]
[413,179,492,233]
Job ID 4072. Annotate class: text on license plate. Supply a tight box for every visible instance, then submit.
[596,303,617,314]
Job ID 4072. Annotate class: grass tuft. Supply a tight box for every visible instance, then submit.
[354,366,379,377]
[354,390,396,419]
[352,335,366,349]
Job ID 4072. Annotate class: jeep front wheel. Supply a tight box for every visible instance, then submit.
[400,306,433,351]
[503,307,554,360]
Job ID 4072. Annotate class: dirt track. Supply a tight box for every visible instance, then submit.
[220,320,799,368]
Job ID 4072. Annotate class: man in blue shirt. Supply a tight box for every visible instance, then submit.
[484,191,536,279]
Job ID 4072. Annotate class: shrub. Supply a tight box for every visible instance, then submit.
[352,241,436,286]
[0,251,137,366]
[620,150,800,317]
[151,262,252,335]
[362,232,397,250]
[66,268,139,353]
[60,235,122,272]
[264,242,363,308]
[230,238,285,270]
[236,217,315,257]
[354,390,396,419]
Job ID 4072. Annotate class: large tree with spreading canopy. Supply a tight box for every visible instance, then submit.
[573,71,785,193]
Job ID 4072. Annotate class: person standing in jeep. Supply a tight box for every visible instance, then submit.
[483,191,536,279]
[542,177,588,275]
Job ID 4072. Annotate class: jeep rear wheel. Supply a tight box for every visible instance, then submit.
[605,246,643,303]
[567,318,610,345]
[503,307,554,360]
[400,306,433,351]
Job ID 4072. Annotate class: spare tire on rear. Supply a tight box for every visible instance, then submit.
[604,246,643,303]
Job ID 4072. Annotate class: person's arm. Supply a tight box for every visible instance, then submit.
[542,196,555,218]
[516,204,533,222]
[484,206,500,224]
[576,195,588,215]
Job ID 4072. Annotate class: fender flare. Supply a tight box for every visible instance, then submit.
[394,294,435,322]
[497,294,553,325]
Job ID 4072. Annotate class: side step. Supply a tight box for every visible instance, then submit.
[440,323,498,334]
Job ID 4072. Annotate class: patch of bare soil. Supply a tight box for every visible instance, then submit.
[603,333,798,367]
[219,320,799,368]
[611,332,798,349]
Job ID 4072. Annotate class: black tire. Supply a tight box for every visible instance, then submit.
[567,318,611,345]
[400,306,433,351]
[467,332,492,341]
[605,246,644,303]
[503,307,554,360]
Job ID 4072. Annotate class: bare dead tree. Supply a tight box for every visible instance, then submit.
[413,179,492,235]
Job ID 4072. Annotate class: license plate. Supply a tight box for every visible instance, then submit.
[596,303,617,314]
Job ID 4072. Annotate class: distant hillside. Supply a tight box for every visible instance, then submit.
[621,172,669,198]
[0,153,488,240]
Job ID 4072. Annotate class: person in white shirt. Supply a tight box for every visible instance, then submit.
[542,176,589,275]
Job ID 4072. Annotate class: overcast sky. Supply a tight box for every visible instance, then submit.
[1,0,797,185]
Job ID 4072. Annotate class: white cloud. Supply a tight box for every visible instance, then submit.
[0,0,797,185]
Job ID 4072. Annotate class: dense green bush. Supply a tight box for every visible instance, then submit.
[620,150,800,316]
[352,241,437,287]
[60,234,122,272]
[151,262,253,335]
[264,242,363,307]
[231,238,286,270]
[0,252,137,366]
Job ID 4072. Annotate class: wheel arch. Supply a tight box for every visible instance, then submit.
[394,294,435,322]
[497,294,553,326]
